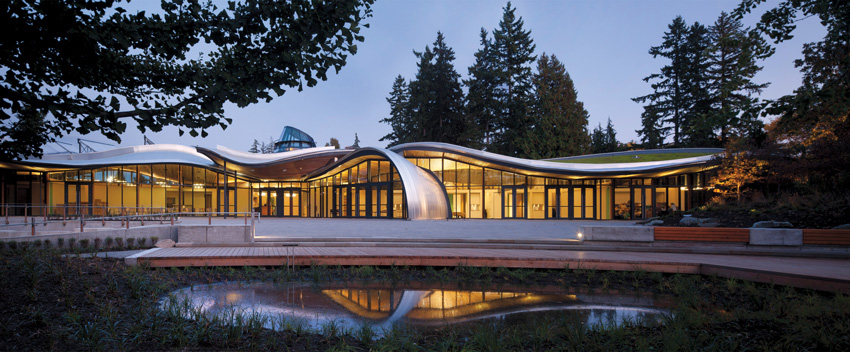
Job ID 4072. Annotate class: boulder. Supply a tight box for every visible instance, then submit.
[154,239,176,248]
[680,217,716,226]
[833,223,850,230]
[752,220,793,228]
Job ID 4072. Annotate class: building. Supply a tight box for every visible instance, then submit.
[0,131,721,220]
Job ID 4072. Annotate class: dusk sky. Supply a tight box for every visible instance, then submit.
[49,0,825,155]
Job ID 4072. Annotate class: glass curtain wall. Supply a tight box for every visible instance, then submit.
[308,159,402,219]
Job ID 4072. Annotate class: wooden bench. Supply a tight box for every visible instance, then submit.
[654,227,749,243]
[802,229,850,246]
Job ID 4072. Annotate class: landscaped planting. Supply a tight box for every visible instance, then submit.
[0,246,847,351]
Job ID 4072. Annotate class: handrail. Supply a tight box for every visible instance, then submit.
[0,211,258,240]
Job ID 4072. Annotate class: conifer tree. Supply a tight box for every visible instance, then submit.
[525,53,590,158]
[633,16,691,147]
[705,12,770,145]
[407,32,468,145]
[379,75,412,147]
[248,139,260,153]
[591,117,621,154]
[681,22,715,147]
[490,2,536,157]
[464,29,499,149]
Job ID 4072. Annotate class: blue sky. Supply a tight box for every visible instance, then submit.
[50,0,825,154]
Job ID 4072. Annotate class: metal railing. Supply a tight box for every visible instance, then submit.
[1,204,256,225]
[1,205,257,240]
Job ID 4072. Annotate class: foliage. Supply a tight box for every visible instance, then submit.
[590,118,621,154]
[522,53,590,158]
[711,141,769,201]
[248,139,260,153]
[488,2,537,157]
[704,12,771,145]
[634,13,771,149]
[736,0,850,190]
[378,76,413,147]
[464,29,500,149]
[0,0,374,160]
[325,137,341,150]
[633,16,692,147]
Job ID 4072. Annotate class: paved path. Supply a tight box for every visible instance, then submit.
[179,218,638,240]
[128,246,850,293]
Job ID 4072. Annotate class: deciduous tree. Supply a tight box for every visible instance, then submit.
[0,0,374,160]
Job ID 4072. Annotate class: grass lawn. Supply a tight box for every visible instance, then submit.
[552,152,716,164]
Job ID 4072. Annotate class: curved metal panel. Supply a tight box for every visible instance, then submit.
[304,147,449,220]
[206,145,346,165]
[385,150,449,220]
[390,142,717,177]
[22,144,215,168]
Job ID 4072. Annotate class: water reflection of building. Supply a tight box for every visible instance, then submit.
[322,288,578,323]
[175,282,668,330]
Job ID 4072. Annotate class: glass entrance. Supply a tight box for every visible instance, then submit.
[258,188,301,217]
[631,186,654,220]
[332,182,392,218]
[545,185,596,219]
[65,183,91,217]
[502,186,526,219]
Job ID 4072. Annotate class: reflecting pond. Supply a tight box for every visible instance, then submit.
[166,282,671,334]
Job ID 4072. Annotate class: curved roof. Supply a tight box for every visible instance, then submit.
[195,145,351,181]
[390,142,716,178]
[304,147,449,220]
[11,144,215,169]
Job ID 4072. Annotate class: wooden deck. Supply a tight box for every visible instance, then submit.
[126,246,850,293]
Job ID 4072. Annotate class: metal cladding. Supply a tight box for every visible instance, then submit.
[22,144,215,167]
[304,147,449,221]
[390,142,717,177]
[383,149,449,220]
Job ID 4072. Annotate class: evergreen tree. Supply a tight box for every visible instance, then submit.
[604,118,620,152]
[525,53,590,158]
[636,105,667,149]
[591,117,621,153]
[379,76,413,147]
[326,137,340,149]
[490,2,536,157]
[705,12,770,145]
[407,32,468,144]
[248,139,260,153]
[262,136,275,154]
[681,22,716,147]
[633,16,691,147]
[464,29,499,149]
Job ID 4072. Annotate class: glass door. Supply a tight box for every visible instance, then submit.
[65,183,92,217]
[502,186,526,219]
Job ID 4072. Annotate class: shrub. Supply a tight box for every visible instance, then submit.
[115,237,124,249]
[79,239,89,249]
[33,240,42,248]
[93,238,102,249]
[8,241,17,250]
[43,239,51,248]
[126,237,135,249]
[105,237,114,249]
[57,238,65,248]
[0,240,5,250]
[138,238,147,248]
[67,238,75,249]
[19,241,30,250]
[151,236,159,245]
